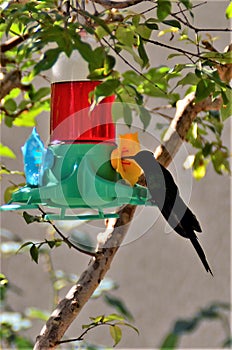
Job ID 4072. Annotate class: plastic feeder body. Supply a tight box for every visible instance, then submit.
[1,36,153,218]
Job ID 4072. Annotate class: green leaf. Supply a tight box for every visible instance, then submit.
[25,307,49,321]
[220,88,232,121]
[104,294,134,321]
[13,103,49,127]
[135,24,152,39]
[45,239,63,249]
[122,70,143,86]
[132,14,140,27]
[173,318,198,334]
[0,273,9,302]
[45,240,57,249]
[116,26,134,47]
[157,0,171,21]
[202,51,232,65]
[103,313,125,322]
[195,79,215,102]
[162,20,181,29]
[104,55,116,75]
[119,45,144,67]
[138,37,149,68]
[179,0,192,9]
[193,152,208,180]
[177,72,200,87]
[109,325,122,347]
[88,46,105,73]
[23,211,41,224]
[225,1,232,19]
[94,79,120,104]
[202,142,212,157]
[3,98,17,113]
[73,38,93,63]
[95,23,116,39]
[33,48,61,75]
[88,315,105,324]
[211,149,230,174]
[4,184,22,203]
[123,103,133,127]
[0,143,16,159]
[145,18,159,30]
[30,244,39,263]
[11,335,33,349]
[223,337,232,347]
[17,241,34,253]
[31,87,50,102]
[120,321,140,335]
[139,106,151,131]
[4,88,21,99]
[90,14,114,37]
[160,333,179,349]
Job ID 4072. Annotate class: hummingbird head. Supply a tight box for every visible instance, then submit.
[121,150,155,168]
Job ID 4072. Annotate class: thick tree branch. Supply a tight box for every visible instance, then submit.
[34,205,136,349]
[91,0,146,9]
[33,91,223,349]
[1,34,29,53]
[0,70,22,100]
[153,93,223,167]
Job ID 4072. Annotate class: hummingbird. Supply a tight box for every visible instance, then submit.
[122,150,213,275]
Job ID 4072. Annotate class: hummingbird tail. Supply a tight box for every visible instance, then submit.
[190,235,213,276]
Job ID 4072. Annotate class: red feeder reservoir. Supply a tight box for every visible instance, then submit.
[50,81,115,144]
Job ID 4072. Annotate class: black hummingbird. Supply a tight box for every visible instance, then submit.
[123,150,213,275]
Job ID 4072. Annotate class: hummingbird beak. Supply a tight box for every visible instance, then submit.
[121,155,135,161]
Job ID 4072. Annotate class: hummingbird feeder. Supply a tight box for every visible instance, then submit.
[1,43,155,221]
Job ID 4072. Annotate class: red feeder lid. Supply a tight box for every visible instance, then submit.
[50,81,115,143]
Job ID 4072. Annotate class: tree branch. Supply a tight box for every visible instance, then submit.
[0,70,22,100]
[33,90,223,349]
[91,0,146,9]
[38,207,96,257]
[34,204,136,349]
[153,93,223,167]
[1,34,29,53]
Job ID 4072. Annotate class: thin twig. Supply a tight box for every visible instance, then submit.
[38,207,96,257]
[43,252,60,308]
[56,322,113,345]
[142,37,203,59]
[171,12,232,33]
[152,111,173,121]
[102,37,167,95]
[172,1,207,16]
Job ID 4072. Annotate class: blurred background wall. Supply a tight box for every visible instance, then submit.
[1,1,231,348]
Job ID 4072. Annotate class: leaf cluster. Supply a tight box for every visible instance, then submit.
[160,302,231,349]
[1,1,231,179]
[185,109,230,180]
[78,313,139,347]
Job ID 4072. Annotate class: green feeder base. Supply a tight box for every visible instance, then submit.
[1,142,154,220]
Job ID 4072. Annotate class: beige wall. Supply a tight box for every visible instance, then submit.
[1,1,231,348]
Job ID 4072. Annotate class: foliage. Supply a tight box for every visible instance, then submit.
[0,227,137,348]
[160,302,231,349]
[0,0,231,183]
[0,0,231,348]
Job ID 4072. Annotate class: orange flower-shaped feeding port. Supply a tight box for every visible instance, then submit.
[111,132,142,186]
